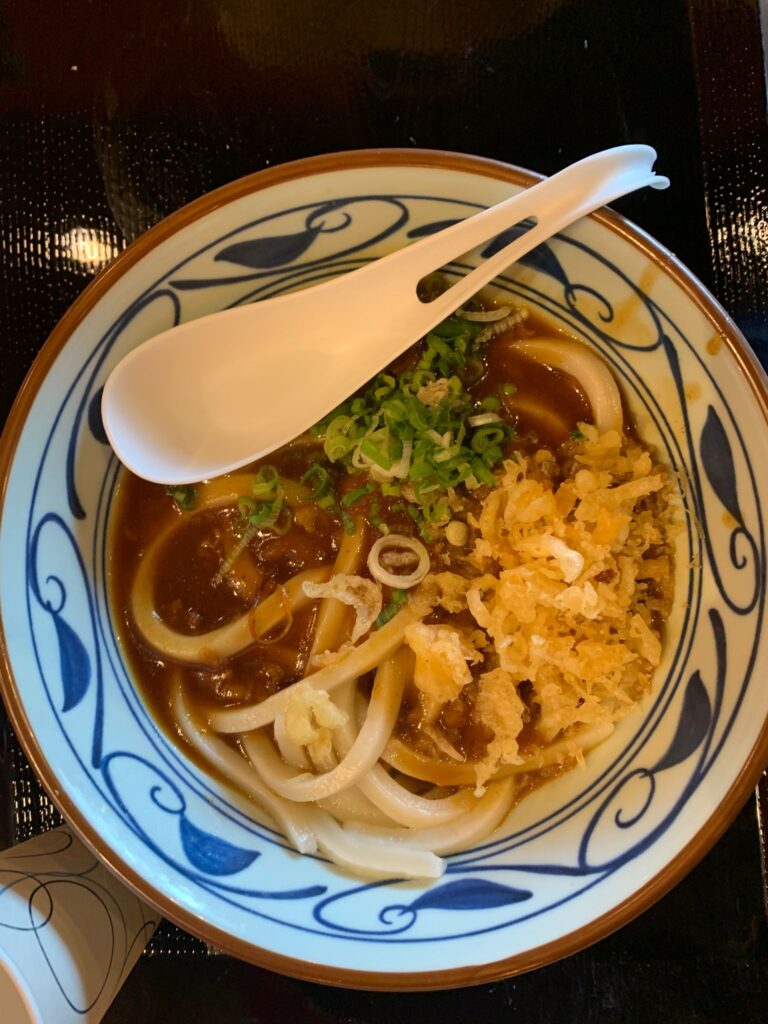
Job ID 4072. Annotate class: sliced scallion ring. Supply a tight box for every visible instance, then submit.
[367,534,430,589]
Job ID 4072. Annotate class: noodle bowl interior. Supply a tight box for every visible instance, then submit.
[108,288,677,879]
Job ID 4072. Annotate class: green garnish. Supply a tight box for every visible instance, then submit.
[502,382,517,395]
[299,463,331,500]
[407,504,434,543]
[251,464,280,499]
[359,437,393,470]
[311,312,515,523]
[570,427,587,441]
[235,468,292,535]
[369,495,389,535]
[417,272,451,303]
[470,424,506,453]
[247,495,288,530]
[166,485,197,510]
[341,482,376,507]
[339,508,357,535]
[376,588,408,628]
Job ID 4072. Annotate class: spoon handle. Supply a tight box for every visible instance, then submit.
[387,145,668,334]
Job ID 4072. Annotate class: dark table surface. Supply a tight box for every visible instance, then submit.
[1,1,768,1020]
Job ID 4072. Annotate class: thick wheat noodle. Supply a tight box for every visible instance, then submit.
[219,735,441,876]
[308,526,366,658]
[316,788,392,827]
[274,715,392,822]
[131,475,324,664]
[196,475,305,507]
[133,561,328,664]
[242,651,408,802]
[298,806,444,879]
[302,525,366,771]
[206,603,424,733]
[382,721,616,787]
[344,776,516,855]
[173,682,318,854]
[332,678,480,828]
[512,338,623,434]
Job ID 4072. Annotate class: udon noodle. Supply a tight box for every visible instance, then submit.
[109,285,677,879]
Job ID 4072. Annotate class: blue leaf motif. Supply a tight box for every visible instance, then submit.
[480,218,537,257]
[179,817,260,876]
[700,405,743,525]
[214,227,323,269]
[518,242,569,286]
[87,387,109,445]
[407,218,462,238]
[53,612,91,712]
[651,670,711,773]
[406,879,532,913]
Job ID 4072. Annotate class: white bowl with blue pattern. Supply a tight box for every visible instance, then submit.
[1,150,767,989]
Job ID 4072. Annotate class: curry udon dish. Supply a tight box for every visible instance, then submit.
[109,279,678,880]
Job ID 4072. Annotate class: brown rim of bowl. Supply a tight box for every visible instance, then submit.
[1,148,767,991]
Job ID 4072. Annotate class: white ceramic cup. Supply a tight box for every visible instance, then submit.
[0,825,159,1023]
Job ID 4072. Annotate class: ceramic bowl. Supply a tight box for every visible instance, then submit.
[1,150,767,989]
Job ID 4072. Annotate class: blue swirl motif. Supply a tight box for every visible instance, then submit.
[0,827,159,1015]
[28,513,104,768]
[314,879,534,937]
[100,753,326,903]
[24,190,765,943]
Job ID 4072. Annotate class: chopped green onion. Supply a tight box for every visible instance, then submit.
[369,495,389,534]
[423,496,450,525]
[407,504,434,542]
[471,425,506,453]
[237,495,257,518]
[417,272,451,303]
[166,485,197,511]
[299,463,331,500]
[470,458,495,486]
[433,443,462,463]
[324,415,360,461]
[373,374,396,401]
[480,444,503,466]
[248,495,283,529]
[317,493,337,510]
[359,438,393,470]
[502,382,517,395]
[376,588,408,628]
[570,427,587,441]
[468,412,502,427]
[341,482,376,507]
[304,298,517,528]
[251,465,280,499]
[339,508,357,535]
